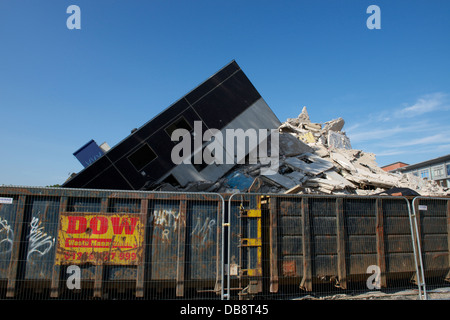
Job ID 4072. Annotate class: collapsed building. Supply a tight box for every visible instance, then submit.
[63,61,449,197]
[63,60,281,190]
[213,106,449,197]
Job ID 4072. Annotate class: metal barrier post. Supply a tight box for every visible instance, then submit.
[408,197,427,300]
[224,192,242,300]
[223,192,237,300]
[411,196,450,300]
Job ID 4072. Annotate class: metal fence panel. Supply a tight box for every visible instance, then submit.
[412,197,450,300]
[0,186,224,300]
[4,185,446,301]
[226,193,423,300]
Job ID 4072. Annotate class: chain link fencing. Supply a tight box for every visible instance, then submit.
[1,186,449,300]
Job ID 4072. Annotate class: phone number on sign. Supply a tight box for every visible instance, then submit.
[64,252,137,261]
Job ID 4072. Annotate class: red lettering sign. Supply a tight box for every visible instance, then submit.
[111,217,138,235]
[66,216,138,235]
[67,216,87,234]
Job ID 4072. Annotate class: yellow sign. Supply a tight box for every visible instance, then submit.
[56,213,144,265]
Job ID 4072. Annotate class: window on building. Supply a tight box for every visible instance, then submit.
[447,164,450,176]
[165,116,192,138]
[128,144,157,171]
[432,165,444,178]
[420,169,429,180]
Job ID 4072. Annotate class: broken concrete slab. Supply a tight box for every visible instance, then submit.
[279,133,314,157]
[334,149,381,173]
[304,123,322,132]
[328,131,352,150]
[341,169,397,189]
[284,184,303,194]
[312,144,330,158]
[285,153,335,176]
[322,117,345,133]
[323,170,356,189]
[279,122,308,135]
[355,188,386,195]
[285,171,307,184]
[286,118,301,127]
[330,151,357,172]
[261,172,298,189]
[304,178,337,190]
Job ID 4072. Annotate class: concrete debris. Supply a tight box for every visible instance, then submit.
[285,153,335,176]
[149,106,449,197]
[279,133,314,157]
[261,172,298,190]
[328,131,352,150]
[284,184,303,194]
[323,117,345,133]
[298,106,310,123]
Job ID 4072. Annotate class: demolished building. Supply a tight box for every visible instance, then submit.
[211,106,449,197]
[63,60,281,191]
[63,61,449,197]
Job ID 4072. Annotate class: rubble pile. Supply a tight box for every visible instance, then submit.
[156,107,449,197]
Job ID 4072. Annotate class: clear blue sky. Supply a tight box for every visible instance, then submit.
[1,0,449,187]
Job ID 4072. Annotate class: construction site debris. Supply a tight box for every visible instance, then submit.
[150,106,449,197]
[279,133,314,157]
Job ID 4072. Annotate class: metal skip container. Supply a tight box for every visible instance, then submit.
[0,186,224,300]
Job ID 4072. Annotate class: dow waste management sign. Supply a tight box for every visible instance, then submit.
[56,213,145,265]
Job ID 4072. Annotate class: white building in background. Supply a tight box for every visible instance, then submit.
[392,154,450,188]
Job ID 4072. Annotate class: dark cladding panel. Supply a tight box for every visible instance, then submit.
[106,99,191,164]
[64,156,113,188]
[153,107,202,158]
[111,107,204,188]
[190,70,261,130]
[128,144,157,172]
[185,61,240,105]
[112,156,147,189]
[165,116,192,138]
[137,157,177,184]
[106,135,143,164]
[145,129,178,163]
[134,99,191,140]
[82,166,132,190]
[113,148,177,190]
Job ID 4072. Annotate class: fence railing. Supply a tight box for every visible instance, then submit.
[1,185,449,300]
[225,193,426,300]
[0,186,224,300]
[411,196,450,300]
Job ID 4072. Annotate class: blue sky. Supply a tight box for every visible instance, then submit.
[1,0,449,187]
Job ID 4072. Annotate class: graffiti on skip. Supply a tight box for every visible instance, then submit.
[0,217,14,254]
[191,216,216,245]
[27,216,55,259]
[151,209,180,243]
[152,209,180,230]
